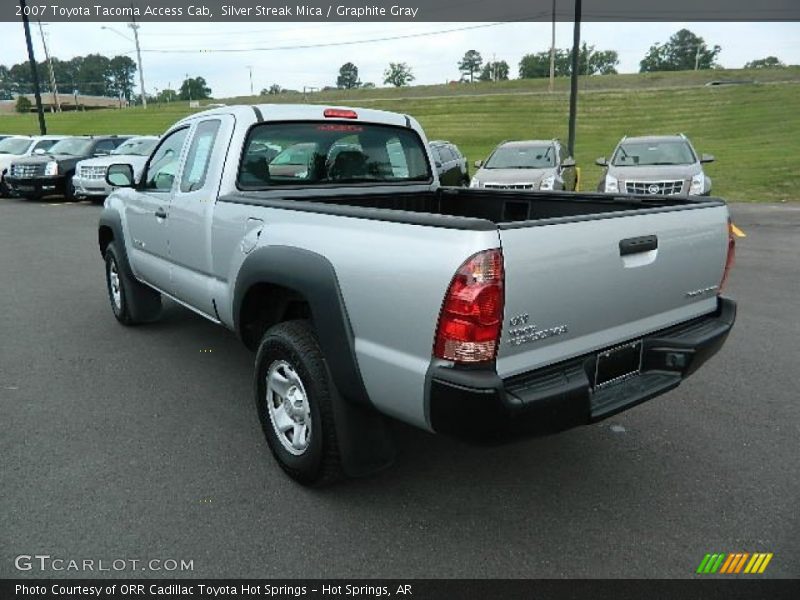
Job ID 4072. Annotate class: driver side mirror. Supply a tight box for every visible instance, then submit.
[700,153,715,164]
[562,157,576,168]
[106,163,135,188]
[595,157,607,166]
[474,160,483,168]
[94,151,110,157]
[34,148,46,155]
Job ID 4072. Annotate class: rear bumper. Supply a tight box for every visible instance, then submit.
[5,175,64,198]
[427,296,736,440]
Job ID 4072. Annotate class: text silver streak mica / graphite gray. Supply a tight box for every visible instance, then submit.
[98,104,736,484]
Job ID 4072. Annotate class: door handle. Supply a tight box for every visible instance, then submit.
[154,207,167,220]
[619,235,657,255]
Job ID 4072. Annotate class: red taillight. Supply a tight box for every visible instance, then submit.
[433,249,504,363]
[719,218,736,293]
[323,108,358,119]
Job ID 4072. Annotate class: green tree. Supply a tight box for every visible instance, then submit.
[77,54,111,95]
[640,29,720,72]
[156,88,178,103]
[458,50,483,83]
[15,95,32,113]
[383,62,414,87]
[336,62,361,89]
[108,55,137,100]
[478,60,510,81]
[179,76,212,101]
[744,56,785,69]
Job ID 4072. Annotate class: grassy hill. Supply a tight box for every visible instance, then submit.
[2,68,799,201]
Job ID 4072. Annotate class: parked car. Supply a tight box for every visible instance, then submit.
[98,104,736,485]
[470,139,576,191]
[429,140,469,186]
[0,135,66,197]
[6,135,131,200]
[596,134,714,196]
[72,136,159,203]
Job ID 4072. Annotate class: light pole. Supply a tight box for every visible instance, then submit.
[36,20,60,111]
[101,23,147,108]
[549,0,556,92]
[246,65,254,96]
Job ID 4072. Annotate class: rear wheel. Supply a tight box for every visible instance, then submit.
[254,320,343,486]
[104,242,161,325]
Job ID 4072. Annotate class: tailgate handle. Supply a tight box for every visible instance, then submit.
[619,235,658,255]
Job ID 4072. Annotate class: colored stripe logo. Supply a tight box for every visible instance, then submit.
[696,552,773,574]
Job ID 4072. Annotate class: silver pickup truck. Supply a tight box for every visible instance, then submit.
[98,104,737,485]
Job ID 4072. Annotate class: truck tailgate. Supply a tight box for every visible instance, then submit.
[496,204,730,379]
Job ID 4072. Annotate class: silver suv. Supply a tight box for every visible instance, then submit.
[596,134,714,196]
[471,139,576,191]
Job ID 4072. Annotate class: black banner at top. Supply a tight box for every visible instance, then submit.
[4,0,800,22]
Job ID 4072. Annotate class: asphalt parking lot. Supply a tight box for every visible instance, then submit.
[1,197,798,579]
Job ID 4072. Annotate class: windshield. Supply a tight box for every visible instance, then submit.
[0,137,32,155]
[238,122,431,187]
[111,137,158,156]
[612,140,696,166]
[484,145,555,169]
[47,138,93,156]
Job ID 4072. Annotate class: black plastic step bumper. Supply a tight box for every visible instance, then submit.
[427,297,736,440]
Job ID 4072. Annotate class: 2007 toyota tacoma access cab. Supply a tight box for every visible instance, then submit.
[98,104,737,485]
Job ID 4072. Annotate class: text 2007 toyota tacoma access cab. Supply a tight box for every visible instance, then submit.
[98,104,736,485]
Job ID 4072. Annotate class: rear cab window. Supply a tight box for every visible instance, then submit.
[238,121,432,189]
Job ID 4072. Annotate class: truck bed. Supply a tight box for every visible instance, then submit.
[220,188,724,230]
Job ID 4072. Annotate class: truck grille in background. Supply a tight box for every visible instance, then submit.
[10,164,45,178]
[625,180,684,195]
[483,182,535,190]
[80,166,108,180]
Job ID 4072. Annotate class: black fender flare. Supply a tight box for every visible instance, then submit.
[233,245,395,477]
[233,245,370,407]
[98,208,131,268]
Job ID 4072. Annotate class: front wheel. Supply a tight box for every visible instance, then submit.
[64,175,77,201]
[104,242,161,325]
[254,320,343,486]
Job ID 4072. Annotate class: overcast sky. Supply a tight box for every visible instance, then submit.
[1,21,798,97]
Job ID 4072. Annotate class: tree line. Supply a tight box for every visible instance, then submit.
[329,29,790,91]
[0,54,137,100]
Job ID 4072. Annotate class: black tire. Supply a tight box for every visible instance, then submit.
[0,178,8,198]
[254,320,343,486]
[64,174,77,202]
[104,242,161,325]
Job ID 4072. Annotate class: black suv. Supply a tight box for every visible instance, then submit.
[6,135,130,200]
[429,140,469,187]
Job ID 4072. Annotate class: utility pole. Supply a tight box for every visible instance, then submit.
[567,0,581,158]
[247,65,254,95]
[19,0,46,134]
[36,20,60,112]
[186,73,191,103]
[694,44,702,70]
[128,16,146,108]
[549,0,556,92]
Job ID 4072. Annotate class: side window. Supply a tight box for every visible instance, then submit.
[180,120,221,193]
[94,139,116,155]
[443,147,457,163]
[449,145,462,160]
[143,128,190,192]
[430,146,442,163]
